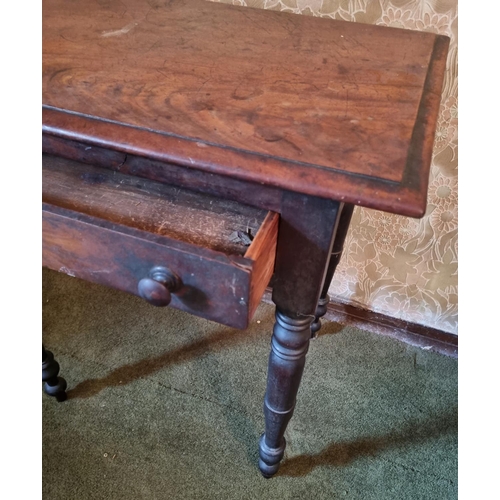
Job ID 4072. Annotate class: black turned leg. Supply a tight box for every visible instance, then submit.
[259,193,342,477]
[311,204,354,338]
[42,345,67,402]
[259,310,312,477]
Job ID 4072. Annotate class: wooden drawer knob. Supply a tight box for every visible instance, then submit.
[138,266,182,307]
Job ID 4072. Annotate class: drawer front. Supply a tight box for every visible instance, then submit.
[43,203,277,329]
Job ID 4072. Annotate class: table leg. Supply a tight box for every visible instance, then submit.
[311,203,354,338]
[42,345,67,402]
[259,193,342,477]
[259,310,313,477]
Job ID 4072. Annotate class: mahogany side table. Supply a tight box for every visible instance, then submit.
[42,0,449,477]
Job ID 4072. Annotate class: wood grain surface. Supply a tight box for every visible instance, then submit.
[246,211,279,318]
[42,0,449,217]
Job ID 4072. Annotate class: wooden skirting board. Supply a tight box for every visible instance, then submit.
[263,290,458,358]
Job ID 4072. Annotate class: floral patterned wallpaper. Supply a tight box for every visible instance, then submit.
[210,0,458,335]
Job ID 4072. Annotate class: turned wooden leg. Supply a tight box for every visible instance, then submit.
[311,204,354,338]
[42,345,67,402]
[259,193,342,477]
[259,310,312,477]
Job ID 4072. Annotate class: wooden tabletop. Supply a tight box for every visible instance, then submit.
[42,0,449,217]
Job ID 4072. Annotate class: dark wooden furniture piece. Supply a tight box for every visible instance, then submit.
[42,345,67,402]
[42,0,449,477]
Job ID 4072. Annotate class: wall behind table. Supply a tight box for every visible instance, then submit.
[212,0,458,335]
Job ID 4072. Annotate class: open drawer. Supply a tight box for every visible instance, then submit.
[42,155,279,329]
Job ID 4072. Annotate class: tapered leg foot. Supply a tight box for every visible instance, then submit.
[42,345,67,402]
[259,310,312,477]
[258,434,286,478]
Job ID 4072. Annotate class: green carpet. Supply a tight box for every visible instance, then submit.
[42,268,457,499]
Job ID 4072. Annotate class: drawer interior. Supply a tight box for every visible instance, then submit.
[43,154,269,257]
[42,154,279,328]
